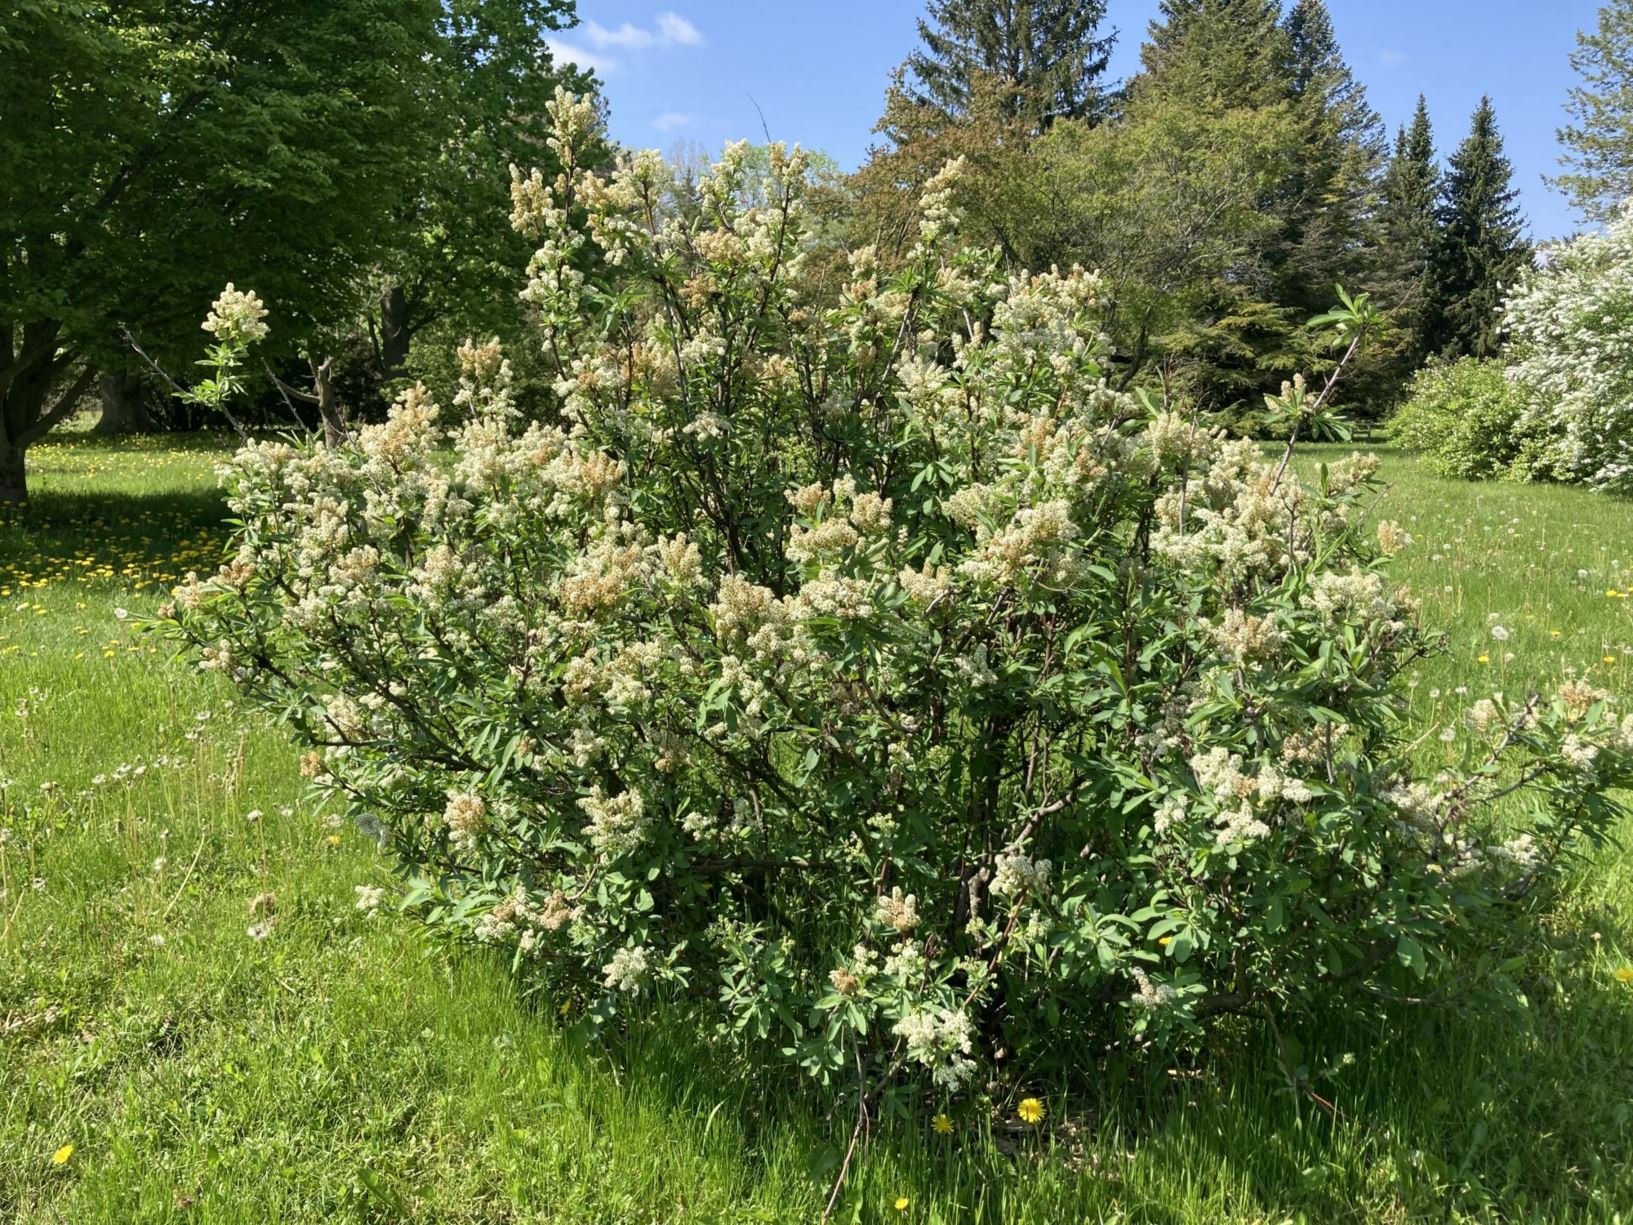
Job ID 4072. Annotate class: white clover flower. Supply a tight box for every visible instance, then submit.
[354,885,386,914]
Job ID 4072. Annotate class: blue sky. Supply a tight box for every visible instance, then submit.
[550,1,1604,241]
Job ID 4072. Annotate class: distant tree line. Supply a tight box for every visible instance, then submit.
[9,0,1633,502]
[850,0,1533,423]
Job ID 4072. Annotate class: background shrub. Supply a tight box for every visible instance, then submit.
[1505,205,1633,493]
[1389,357,1533,479]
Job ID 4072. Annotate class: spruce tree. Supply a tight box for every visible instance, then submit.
[1373,97,1442,372]
[1139,0,1289,108]
[904,0,1117,127]
[1277,0,1385,312]
[1555,0,1633,223]
[1430,98,1531,359]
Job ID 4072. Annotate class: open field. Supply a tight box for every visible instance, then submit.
[3,434,1632,1223]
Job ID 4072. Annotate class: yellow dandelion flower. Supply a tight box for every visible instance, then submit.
[1605,656,1619,665]
[1551,629,1563,639]
[52,1144,74,1166]
[1477,654,1490,664]
[932,1113,954,1135]
[1017,1097,1045,1125]
[894,1196,910,1212]
[1616,967,1633,984]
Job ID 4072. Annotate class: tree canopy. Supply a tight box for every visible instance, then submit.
[0,0,588,500]
[1556,0,1633,224]
[904,0,1118,127]
[1430,97,1531,359]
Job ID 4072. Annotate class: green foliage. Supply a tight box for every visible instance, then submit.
[859,1,1495,422]
[1141,0,1290,107]
[1019,82,1304,399]
[1389,358,1532,479]
[365,0,596,390]
[1110,0,1387,415]
[0,0,439,496]
[1430,97,1532,359]
[1554,0,1633,224]
[904,0,1117,126]
[1371,97,1443,393]
[162,100,1633,1120]
[0,0,593,496]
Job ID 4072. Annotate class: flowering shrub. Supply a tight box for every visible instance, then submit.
[163,92,1633,1110]
[1389,357,1532,480]
[1505,205,1633,492]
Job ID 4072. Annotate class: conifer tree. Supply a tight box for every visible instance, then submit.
[1122,0,1302,412]
[1555,0,1633,223]
[1140,0,1288,108]
[1430,98,1530,359]
[1277,0,1385,312]
[904,0,1117,127]
[1373,97,1442,373]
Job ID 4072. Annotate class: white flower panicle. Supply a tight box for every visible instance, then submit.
[202,283,270,346]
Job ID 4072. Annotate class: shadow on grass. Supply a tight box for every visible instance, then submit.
[0,485,232,577]
[353,813,1631,1223]
[445,895,1633,1223]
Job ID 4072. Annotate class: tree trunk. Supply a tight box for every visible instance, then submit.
[312,356,348,448]
[95,368,154,435]
[1,318,95,504]
[0,439,26,505]
[379,285,411,380]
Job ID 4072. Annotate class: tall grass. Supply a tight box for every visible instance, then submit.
[2,435,1631,1222]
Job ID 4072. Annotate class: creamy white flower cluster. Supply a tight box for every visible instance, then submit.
[202,283,269,346]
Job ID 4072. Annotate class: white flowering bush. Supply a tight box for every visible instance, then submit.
[163,92,1633,1110]
[1505,204,1633,492]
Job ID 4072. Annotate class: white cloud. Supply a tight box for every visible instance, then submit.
[549,12,702,76]
[583,11,703,54]
[546,37,619,75]
[1379,48,1408,66]
[655,12,704,47]
[586,21,656,51]
[652,111,697,133]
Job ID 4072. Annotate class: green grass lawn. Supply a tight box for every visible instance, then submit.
[3,434,1633,1223]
